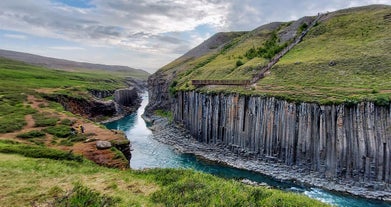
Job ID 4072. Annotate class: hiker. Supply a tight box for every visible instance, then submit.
[80,125,85,133]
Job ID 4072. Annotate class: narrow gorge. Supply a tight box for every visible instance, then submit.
[172,91,391,186]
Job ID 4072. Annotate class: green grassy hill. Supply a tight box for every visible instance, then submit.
[0,49,150,80]
[165,4,391,104]
[0,140,329,206]
[0,57,133,133]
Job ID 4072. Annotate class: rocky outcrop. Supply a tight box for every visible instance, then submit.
[173,91,391,186]
[111,139,132,161]
[46,94,117,120]
[88,89,114,99]
[44,86,142,121]
[145,71,172,114]
[114,87,138,107]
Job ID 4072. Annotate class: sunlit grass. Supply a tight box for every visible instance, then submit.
[0,143,330,206]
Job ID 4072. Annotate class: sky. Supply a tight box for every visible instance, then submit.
[0,0,389,73]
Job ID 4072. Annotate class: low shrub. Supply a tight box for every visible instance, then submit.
[60,118,75,126]
[244,32,287,60]
[299,22,308,32]
[68,134,87,142]
[33,113,59,127]
[58,139,74,146]
[17,130,46,139]
[374,95,390,106]
[236,60,244,67]
[0,142,83,162]
[0,116,26,133]
[44,125,72,138]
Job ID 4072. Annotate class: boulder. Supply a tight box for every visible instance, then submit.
[96,141,112,150]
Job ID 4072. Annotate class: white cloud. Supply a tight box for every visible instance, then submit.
[49,46,85,51]
[0,0,229,55]
[3,34,27,40]
[0,0,388,71]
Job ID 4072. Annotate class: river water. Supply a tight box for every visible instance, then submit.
[104,93,390,207]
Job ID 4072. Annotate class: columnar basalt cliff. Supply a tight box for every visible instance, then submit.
[44,87,141,121]
[114,87,139,107]
[173,91,391,184]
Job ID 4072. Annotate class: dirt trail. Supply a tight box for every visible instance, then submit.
[0,94,129,169]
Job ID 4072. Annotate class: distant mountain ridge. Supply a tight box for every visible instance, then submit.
[0,49,150,78]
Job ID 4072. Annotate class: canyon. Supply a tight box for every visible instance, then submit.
[145,4,391,200]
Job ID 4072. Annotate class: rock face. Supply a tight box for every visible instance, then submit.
[173,91,391,184]
[145,71,172,114]
[48,94,117,120]
[88,89,114,99]
[111,139,132,161]
[44,87,142,121]
[114,87,138,107]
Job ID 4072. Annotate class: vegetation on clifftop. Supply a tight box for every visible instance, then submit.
[164,5,391,105]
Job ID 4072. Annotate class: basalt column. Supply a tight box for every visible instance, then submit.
[173,91,391,183]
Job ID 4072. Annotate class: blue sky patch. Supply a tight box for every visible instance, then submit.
[51,0,94,8]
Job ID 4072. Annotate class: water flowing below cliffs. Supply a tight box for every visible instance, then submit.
[172,91,391,200]
[105,92,390,207]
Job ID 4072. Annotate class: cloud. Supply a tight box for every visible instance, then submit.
[0,0,228,55]
[3,34,27,40]
[0,0,387,71]
[49,46,85,50]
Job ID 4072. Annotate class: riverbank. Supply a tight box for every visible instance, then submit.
[145,114,391,202]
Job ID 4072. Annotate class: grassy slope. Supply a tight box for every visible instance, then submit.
[255,5,391,104]
[168,5,391,104]
[0,57,132,91]
[174,28,281,91]
[0,141,329,207]
[70,66,150,81]
[0,57,135,133]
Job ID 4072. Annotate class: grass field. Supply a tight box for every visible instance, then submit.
[0,57,146,133]
[0,140,329,206]
[166,5,391,104]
